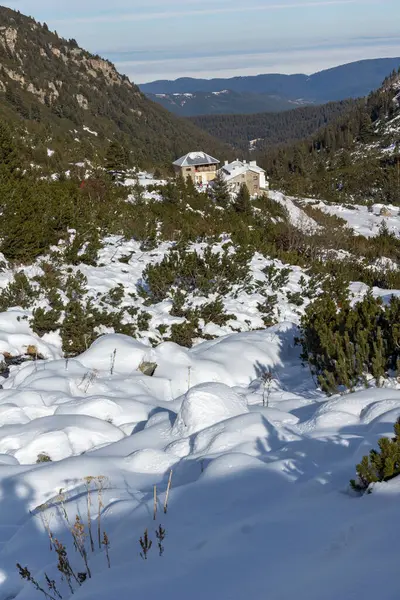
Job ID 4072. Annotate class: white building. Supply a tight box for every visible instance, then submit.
[220,159,268,194]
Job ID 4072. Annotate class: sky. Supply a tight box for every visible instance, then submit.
[2,0,400,83]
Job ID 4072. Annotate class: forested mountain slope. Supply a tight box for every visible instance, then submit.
[0,7,229,168]
[190,99,358,152]
[261,70,400,203]
[145,89,305,116]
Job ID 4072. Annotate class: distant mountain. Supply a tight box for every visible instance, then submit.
[145,90,307,117]
[0,6,229,168]
[140,58,400,116]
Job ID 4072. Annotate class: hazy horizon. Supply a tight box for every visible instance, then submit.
[2,0,400,83]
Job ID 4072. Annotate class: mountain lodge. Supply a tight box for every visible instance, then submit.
[172,151,220,185]
[173,151,268,194]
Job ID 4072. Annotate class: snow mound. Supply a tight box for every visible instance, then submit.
[54,396,152,427]
[172,382,248,436]
[124,448,176,474]
[201,452,268,479]
[192,412,278,456]
[0,311,62,359]
[318,389,400,419]
[78,334,149,375]
[0,415,124,463]
[154,323,299,398]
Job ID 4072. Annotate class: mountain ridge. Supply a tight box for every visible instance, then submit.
[140,58,400,116]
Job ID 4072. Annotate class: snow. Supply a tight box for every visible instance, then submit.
[0,414,124,464]
[124,171,167,188]
[300,198,400,238]
[269,191,318,231]
[1,326,400,600]
[0,227,395,364]
[249,137,262,151]
[83,126,98,136]
[172,382,249,436]
[1,179,400,597]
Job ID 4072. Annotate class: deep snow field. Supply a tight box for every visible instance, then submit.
[0,186,400,599]
[0,324,400,600]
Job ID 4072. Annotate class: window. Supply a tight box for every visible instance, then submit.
[186,168,191,171]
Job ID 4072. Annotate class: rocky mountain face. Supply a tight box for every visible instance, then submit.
[0,7,229,167]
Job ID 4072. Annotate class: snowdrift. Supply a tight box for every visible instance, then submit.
[0,326,399,600]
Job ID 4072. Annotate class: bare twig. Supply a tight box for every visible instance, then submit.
[84,477,95,552]
[94,476,107,549]
[17,564,58,600]
[155,525,166,556]
[102,531,111,568]
[54,538,81,593]
[110,349,117,375]
[261,370,273,408]
[153,485,157,521]
[164,470,173,514]
[139,529,152,560]
[71,515,91,579]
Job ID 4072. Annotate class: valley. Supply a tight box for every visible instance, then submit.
[0,5,399,600]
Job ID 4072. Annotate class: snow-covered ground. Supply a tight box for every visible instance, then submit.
[269,191,318,231]
[0,181,400,599]
[1,326,400,600]
[300,197,400,237]
[0,229,394,359]
[0,236,317,355]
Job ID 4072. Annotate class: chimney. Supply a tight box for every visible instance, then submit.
[224,160,229,165]
[243,159,247,164]
[250,160,257,167]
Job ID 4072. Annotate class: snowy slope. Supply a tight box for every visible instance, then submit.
[0,236,316,355]
[0,177,400,599]
[0,327,400,600]
[300,197,400,238]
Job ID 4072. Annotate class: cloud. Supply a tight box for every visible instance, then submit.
[114,38,400,82]
[52,0,360,25]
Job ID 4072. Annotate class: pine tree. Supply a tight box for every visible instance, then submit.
[0,122,18,178]
[162,182,180,204]
[185,175,198,199]
[233,183,251,215]
[61,300,96,356]
[211,171,230,205]
[351,419,400,491]
[105,141,128,182]
[371,326,386,384]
